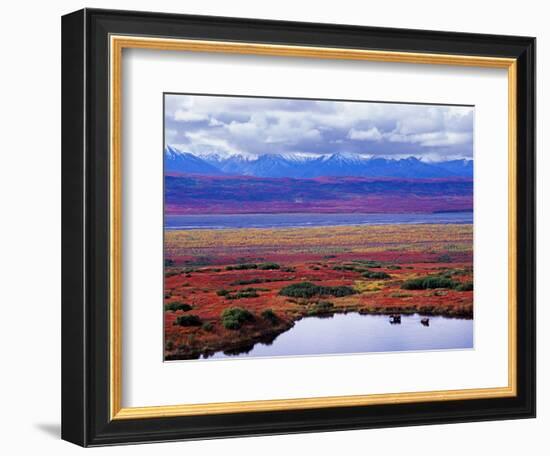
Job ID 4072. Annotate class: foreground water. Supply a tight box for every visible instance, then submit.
[207,313,473,359]
[166,211,473,230]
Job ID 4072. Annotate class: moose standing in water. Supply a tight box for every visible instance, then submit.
[389,314,401,324]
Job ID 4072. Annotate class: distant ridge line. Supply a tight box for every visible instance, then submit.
[165,146,473,179]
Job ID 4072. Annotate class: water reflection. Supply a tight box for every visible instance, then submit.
[208,313,473,360]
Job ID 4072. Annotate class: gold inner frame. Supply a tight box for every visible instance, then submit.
[109,35,518,420]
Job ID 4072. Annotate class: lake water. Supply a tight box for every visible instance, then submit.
[166,211,473,230]
[208,313,473,359]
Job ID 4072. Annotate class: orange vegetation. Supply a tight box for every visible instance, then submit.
[164,223,473,360]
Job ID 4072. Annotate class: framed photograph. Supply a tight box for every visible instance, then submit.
[62,8,535,447]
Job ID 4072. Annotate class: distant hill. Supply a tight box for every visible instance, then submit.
[431,159,474,178]
[165,146,224,175]
[165,146,473,179]
[165,174,473,215]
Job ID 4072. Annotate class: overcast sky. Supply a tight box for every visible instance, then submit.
[164,94,473,161]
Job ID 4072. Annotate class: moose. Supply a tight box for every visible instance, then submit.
[389,314,401,324]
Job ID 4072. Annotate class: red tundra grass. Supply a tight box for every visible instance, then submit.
[164,223,473,360]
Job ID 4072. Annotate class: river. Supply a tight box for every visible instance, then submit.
[166,211,473,230]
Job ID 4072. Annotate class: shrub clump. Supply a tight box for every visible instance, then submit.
[165,302,192,312]
[226,262,281,271]
[401,276,457,290]
[226,263,258,271]
[174,314,202,326]
[279,282,356,299]
[231,278,263,286]
[333,264,361,272]
[225,288,260,300]
[261,309,279,324]
[362,270,391,279]
[201,322,214,331]
[353,260,383,268]
[216,289,230,297]
[221,307,255,330]
[258,262,280,270]
[454,281,474,291]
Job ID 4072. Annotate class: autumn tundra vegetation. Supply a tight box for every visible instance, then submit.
[164,223,473,360]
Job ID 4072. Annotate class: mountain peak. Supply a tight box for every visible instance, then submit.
[164,146,473,179]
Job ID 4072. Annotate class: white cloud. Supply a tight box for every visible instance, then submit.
[164,94,474,160]
[208,117,223,126]
[347,127,383,141]
[387,131,472,147]
[173,110,209,122]
[164,128,178,142]
[183,131,244,156]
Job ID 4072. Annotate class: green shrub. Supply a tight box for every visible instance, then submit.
[201,322,214,331]
[165,302,192,312]
[258,262,280,270]
[236,290,259,299]
[174,314,202,326]
[454,281,474,291]
[279,282,322,298]
[362,270,391,279]
[387,265,402,270]
[326,286,356,297]
[221,307,255,330]
[261,309,279,324]
[333,264,361,272]
[164,259,175,267]
[453,268,472,276]
[353,260,383,268]
[333,263,388,273]
[401,276,457,290]
[231,278,262,286]
[216,289,230,296]
[279,282,356,299]
[225,288,260,300]
[226,263,258,271]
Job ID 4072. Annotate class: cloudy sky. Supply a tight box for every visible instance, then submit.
[164,94,473,161]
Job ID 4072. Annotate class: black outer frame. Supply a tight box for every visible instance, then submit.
[61,8,536,447]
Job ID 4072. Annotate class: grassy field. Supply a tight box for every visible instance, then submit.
[164,223,473,360]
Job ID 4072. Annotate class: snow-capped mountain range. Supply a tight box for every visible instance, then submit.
[165,145,473,179]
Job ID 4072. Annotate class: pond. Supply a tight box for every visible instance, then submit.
[208,313,473,360]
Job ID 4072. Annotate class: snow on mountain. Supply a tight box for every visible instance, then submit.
[164,145,472,179]
[164,146,224,175]
[169,145,257,163]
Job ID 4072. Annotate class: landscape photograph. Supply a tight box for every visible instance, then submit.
[163,94,474,361]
